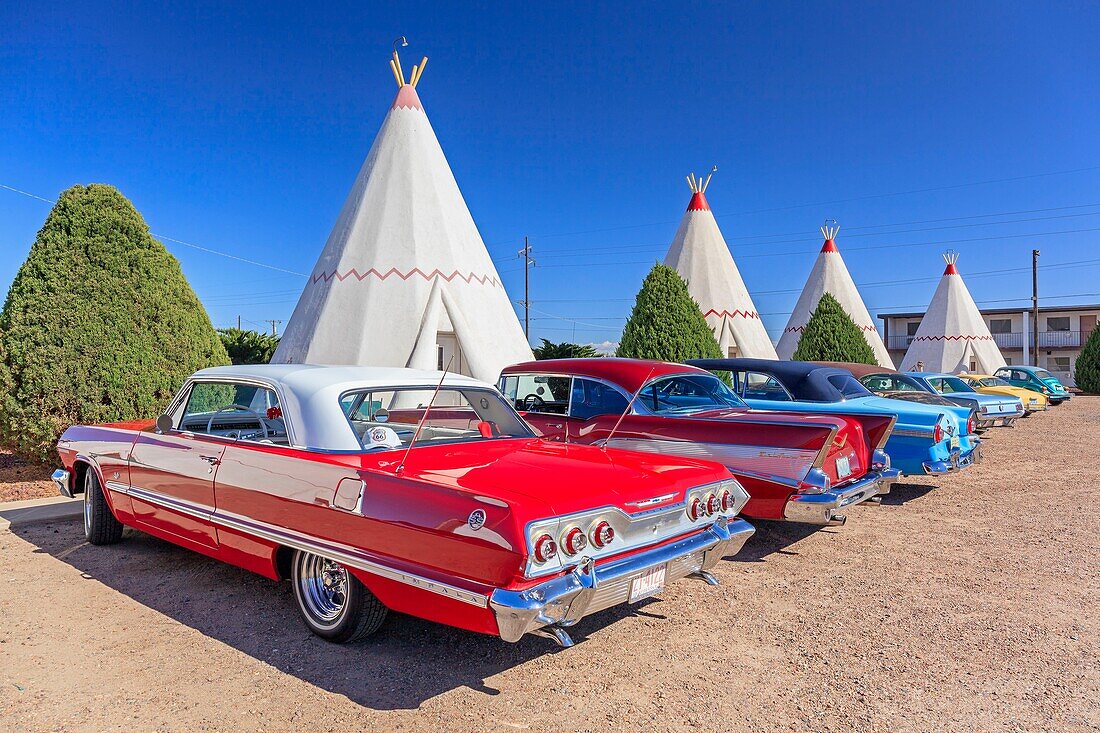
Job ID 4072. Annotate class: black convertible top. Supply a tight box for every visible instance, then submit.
[686,358,868,403]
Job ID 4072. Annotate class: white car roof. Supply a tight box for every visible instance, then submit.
[188,365,495,451]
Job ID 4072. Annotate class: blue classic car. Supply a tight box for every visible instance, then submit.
[904,372,1024,428]
[994,366,1072,405]
[687,359,982,477]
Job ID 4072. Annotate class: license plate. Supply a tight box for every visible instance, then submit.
[950,436,960,449]
[629,565,667,603]
[835,455,852,479]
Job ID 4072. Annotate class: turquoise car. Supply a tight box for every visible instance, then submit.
[688,358,982,477]
[993,366,1072,405]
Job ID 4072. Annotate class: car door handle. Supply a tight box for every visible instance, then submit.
[545,423,564,430]
[199,455,221,466]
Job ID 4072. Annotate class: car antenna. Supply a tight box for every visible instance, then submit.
[601,366,656,450]
[396,355,454,474]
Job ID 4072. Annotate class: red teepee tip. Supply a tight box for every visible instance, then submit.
[821,239,839,253]
[391,85,423,110]
[944,263,959,275]
[687,191,710,211]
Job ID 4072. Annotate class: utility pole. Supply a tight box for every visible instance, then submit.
[266,319,282,337]
[1032,249,1040,364]
[237,315,242,330]
[518,238,535,340]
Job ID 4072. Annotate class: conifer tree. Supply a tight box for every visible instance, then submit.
[1074,326,1100,394]
[791,292,877,364]
[617,264,723,362]
[0,184,229,460]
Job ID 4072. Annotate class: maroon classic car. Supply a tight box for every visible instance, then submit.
[499,359,900,526]
[51,365,756,648]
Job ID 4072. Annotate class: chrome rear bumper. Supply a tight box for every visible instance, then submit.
[923,444,983,474]
[783,466,900,525]
[489,517,755,645]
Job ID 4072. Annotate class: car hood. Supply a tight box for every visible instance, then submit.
[384,438,731,516]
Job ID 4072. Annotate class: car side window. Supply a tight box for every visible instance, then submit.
[179,381,287,443]
[743,372,793,401]
[569,378,630,420]
[499,374,570,415]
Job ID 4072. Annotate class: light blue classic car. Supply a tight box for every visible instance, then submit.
[904,372,1024,429]
[687,359,982,477]
[994,365,1072,405]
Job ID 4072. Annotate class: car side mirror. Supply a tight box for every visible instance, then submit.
[155,414,174,434]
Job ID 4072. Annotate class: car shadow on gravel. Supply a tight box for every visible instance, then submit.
[879,482,937,506]
[10,520,678,710]
[727,519,832,562]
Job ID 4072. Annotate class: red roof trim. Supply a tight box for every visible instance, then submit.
[687,192,710,211]
[943,263,959,275]
[820,239,839,253]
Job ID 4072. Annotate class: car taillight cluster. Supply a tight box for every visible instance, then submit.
[967,414,976,434]
[933,421,944,444]
[591,521,615,548]
[561,527,588,555]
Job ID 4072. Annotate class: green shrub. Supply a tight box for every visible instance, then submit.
[219,328,280,365]
[532,339,600,360]
[617,264,722,362]
[792,293,877,364]
[1074,326,1100,394]
[0,184,230,461]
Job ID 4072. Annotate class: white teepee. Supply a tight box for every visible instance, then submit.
[272,51,532,382]
[663,172,777,359]
[901,252,1006,374]
[776,224,894,367]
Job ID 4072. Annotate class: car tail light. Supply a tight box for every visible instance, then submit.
[560,527,587,556]
[933,421,943,444]
[687,497,702,521]
[967,414,976,434]
[706,493,721,516]
[721,490,736,512]
[590,521,615,548]
[533,534,557,563]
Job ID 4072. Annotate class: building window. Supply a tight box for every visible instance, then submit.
[727,345,739,358]
[988,318,1012,334]
[1046,317,1070,332]
[906,321,921,336]
[1051,356,1071,370]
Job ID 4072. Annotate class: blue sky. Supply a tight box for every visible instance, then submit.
[2,2,1099,347]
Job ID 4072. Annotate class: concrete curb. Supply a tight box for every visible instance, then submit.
[0,495,82,530]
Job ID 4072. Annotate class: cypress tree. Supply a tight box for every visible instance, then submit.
[1074,326,1100,394]
[792,293,878,364]
[617,264,722,362]
[0,184,230,461]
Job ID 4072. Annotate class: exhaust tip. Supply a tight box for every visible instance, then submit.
[827,513,847,527]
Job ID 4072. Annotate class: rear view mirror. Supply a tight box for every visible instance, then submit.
[155,414,174,434]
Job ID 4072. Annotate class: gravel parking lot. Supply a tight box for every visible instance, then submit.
[1,398,1097,732]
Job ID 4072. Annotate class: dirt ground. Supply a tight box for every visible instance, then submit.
[1,399,1097,733]
[0,448,54,502]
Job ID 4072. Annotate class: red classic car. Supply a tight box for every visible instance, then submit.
[51,365,755,647]
[499,359,900,526]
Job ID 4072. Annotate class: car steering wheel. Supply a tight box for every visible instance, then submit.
[206,404,270,440]
[523,394,545,410]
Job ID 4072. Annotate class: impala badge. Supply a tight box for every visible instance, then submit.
[625,493,677,509]
[467,509,486,531]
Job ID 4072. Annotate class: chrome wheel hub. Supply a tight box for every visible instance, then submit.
[298,554,349,624]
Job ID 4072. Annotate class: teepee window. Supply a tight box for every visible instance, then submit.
[727,345,740,358]
[969,359,977,372]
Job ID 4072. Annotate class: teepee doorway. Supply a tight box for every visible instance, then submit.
[436,333,467,374]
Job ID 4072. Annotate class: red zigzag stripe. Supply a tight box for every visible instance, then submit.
[785,324,878,333]
[311,267,500,287]
[703,309,760,320]
[911,335,995,342]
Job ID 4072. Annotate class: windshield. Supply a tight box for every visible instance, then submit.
[341,387,534,451]
[979,377,1010,387]
[639,374,747,414]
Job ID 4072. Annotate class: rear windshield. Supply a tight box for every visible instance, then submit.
[1034,369,1056,380]
[827,374,872,399]
[341,387,534,451]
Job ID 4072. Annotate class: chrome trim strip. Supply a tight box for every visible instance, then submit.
[893,427,935,439]
[105,480,130,494]
[116,482,489,608]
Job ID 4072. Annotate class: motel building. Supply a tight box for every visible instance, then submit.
[880,304,1100,386]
